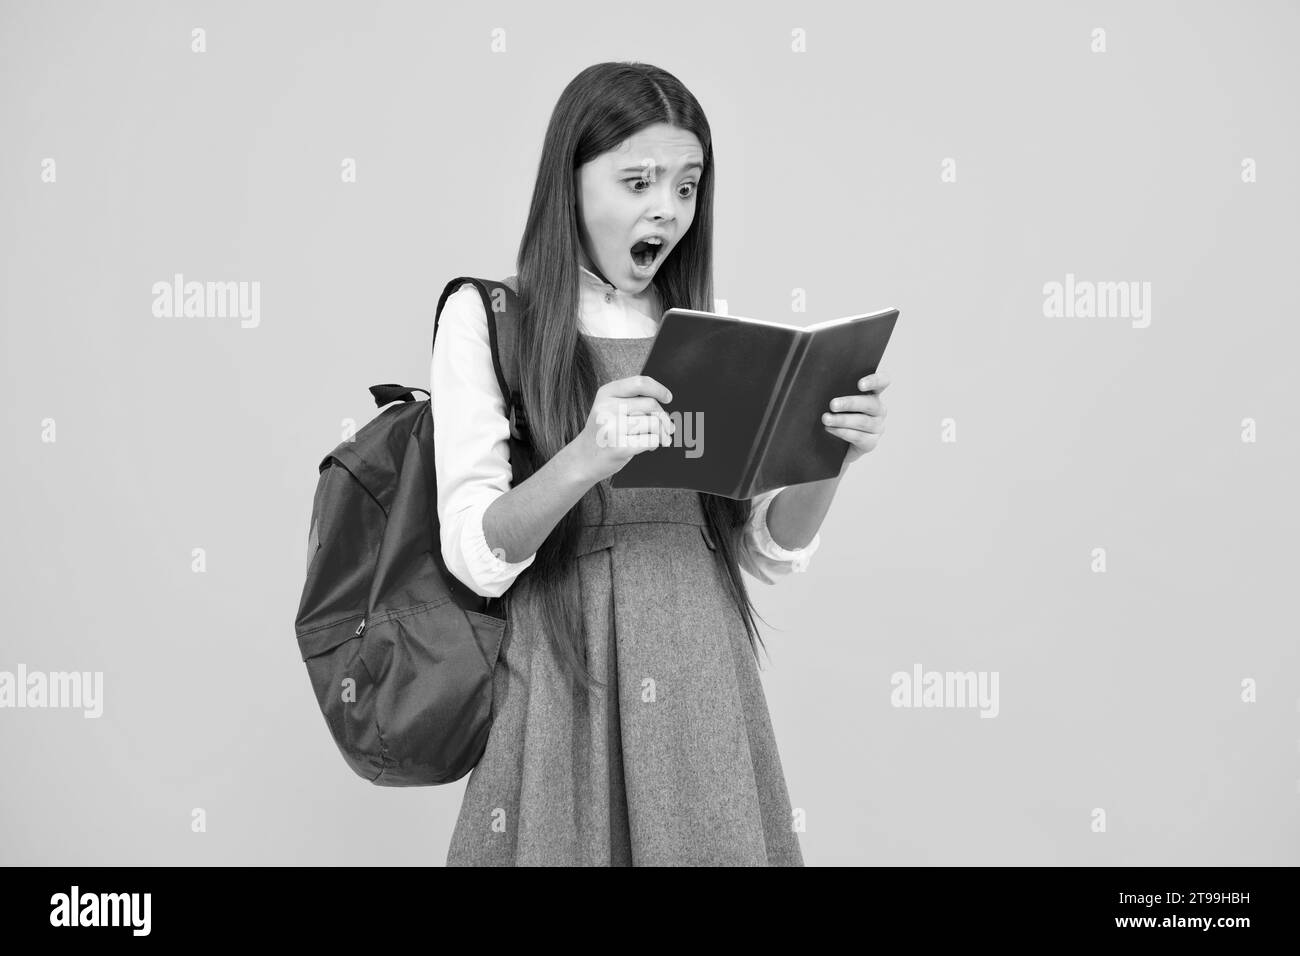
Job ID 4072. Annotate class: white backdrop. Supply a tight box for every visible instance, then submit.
[2,0,1297,865]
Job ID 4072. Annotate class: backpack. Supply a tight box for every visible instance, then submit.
[294,276,533,786]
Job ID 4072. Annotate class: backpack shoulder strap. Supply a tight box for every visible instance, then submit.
[434,275,531,479]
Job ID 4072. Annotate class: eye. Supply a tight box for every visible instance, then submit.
[625,179,699,199]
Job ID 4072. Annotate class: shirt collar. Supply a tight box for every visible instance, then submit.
[579,264,616,291]
[578,264,660,320]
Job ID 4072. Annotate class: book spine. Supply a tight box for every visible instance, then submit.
[736,333,809,498]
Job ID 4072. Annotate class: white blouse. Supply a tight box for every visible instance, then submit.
[428,265,822,599]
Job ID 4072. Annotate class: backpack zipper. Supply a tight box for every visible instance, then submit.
[355,618,367,637]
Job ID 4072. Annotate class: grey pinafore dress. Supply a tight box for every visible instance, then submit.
[445,333,804,866]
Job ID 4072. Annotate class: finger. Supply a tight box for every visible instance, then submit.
[621,414,667,436]
[625,430,669,451]
[609,400,676,439]
[825,425,880,449]
[822,413,885,433]
[641,412,676,437]
[603,375,673,404]
[608,397,669,418]
[595,414,668,449]
[857,374,891,393]
[828,395,886,416]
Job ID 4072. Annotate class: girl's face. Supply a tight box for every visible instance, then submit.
[575,122,704,296]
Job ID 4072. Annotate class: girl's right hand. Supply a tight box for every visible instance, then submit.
[570,375,676,484]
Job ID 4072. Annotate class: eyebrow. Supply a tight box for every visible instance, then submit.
[618,161,704,176]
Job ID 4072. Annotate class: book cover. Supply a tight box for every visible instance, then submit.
[610,305,900,499]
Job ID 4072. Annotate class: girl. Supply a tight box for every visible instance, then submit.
[431,62,889,866]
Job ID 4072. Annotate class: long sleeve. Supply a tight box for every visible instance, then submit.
[737,486,822,584]
[430,283,537,598]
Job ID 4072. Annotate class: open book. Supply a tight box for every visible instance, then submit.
[610,304,900,499]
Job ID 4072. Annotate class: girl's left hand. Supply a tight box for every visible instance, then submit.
[822,373,890,467]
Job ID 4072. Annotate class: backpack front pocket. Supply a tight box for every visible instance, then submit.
[352,597,499,785]
[299,596,500,786]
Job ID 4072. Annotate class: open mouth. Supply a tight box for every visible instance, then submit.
[630,237,666,270]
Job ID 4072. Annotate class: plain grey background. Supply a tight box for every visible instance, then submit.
[2,0,1297,866]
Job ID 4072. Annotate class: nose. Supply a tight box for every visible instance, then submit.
[646,182,677,223]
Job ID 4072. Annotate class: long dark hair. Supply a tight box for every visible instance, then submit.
[511,61,771,695]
